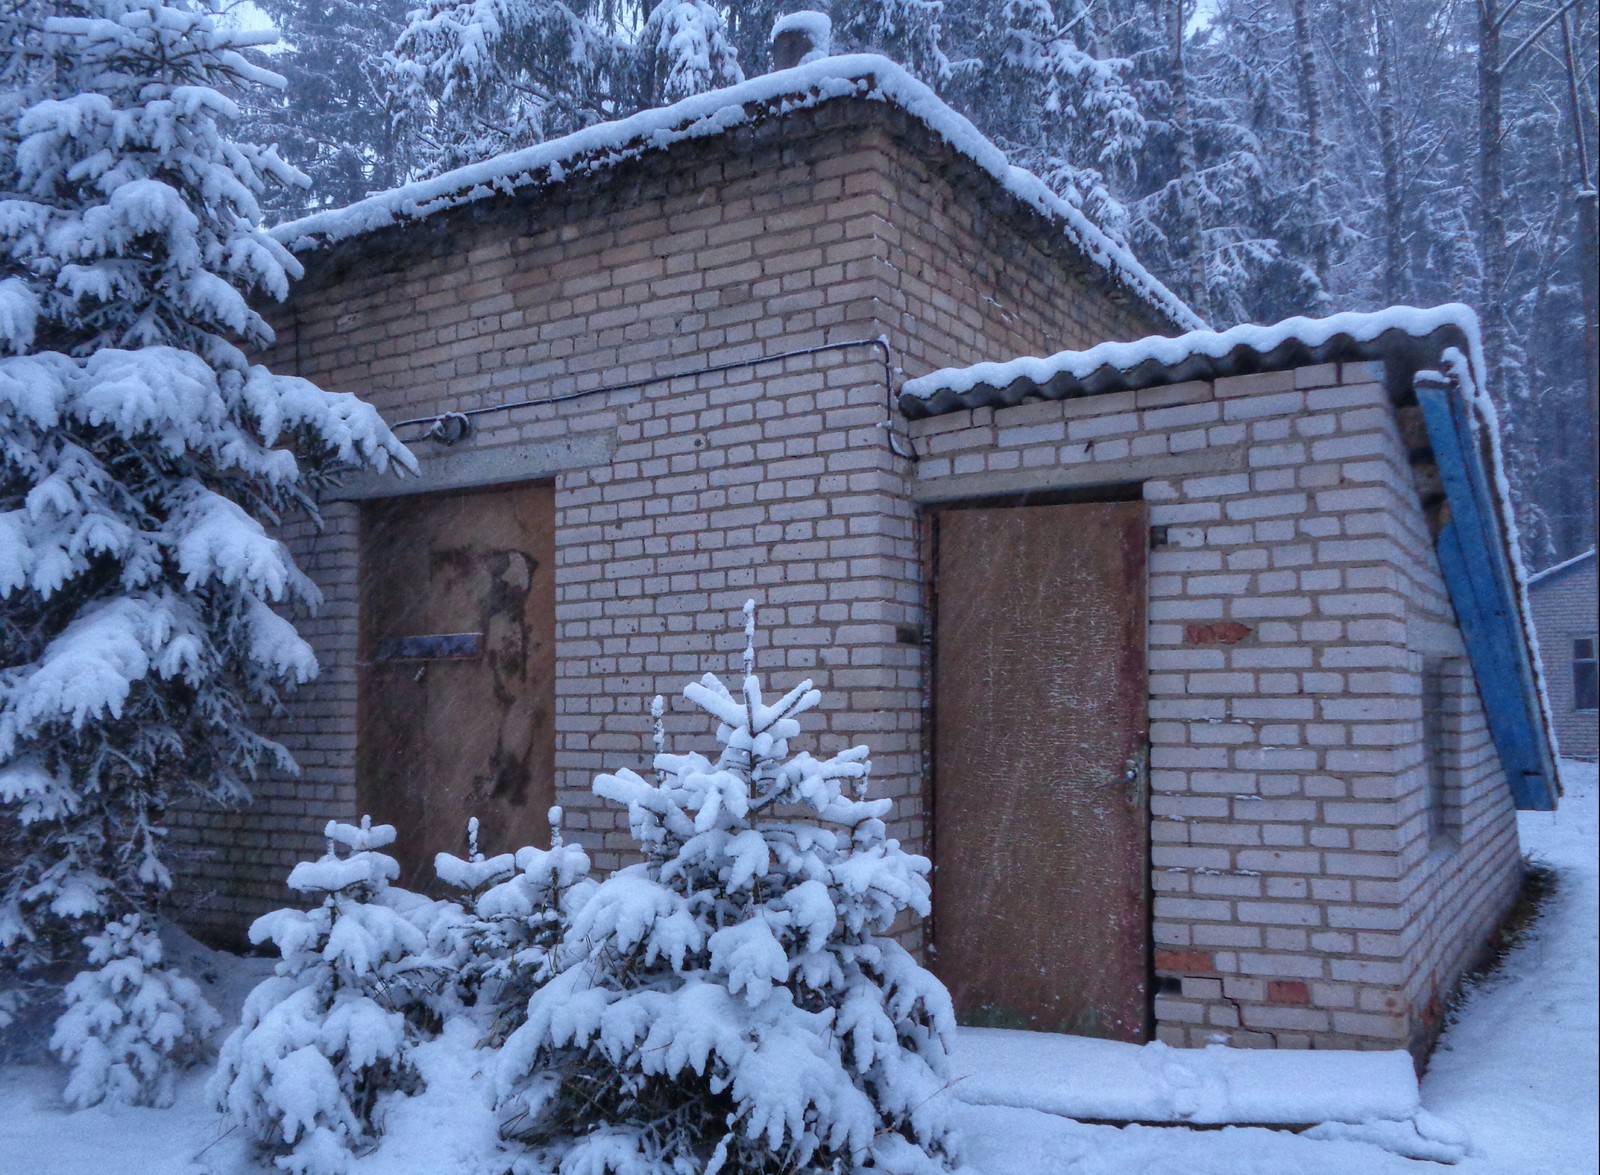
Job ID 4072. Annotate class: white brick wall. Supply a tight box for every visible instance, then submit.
[904,359,1523,1054]
[168,99,1162,947]
[1528,558,1598,758]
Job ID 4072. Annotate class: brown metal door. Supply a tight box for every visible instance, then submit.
[931,499,1149,1040]
[358,482,556,885]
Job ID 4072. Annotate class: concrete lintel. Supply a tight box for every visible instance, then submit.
[909,445,1246,503]
[324,431,617,501]
[1406,615,1468,657]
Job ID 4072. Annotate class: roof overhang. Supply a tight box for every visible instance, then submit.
[898,306,1475,419]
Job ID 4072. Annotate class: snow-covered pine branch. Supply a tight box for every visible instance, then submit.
[638,0,744,106]
[494,601,965,1173]
[973,0,1146,250]
[0,0,413,1102]
[384,0,629,180]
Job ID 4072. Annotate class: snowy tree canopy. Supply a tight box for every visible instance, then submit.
[244,0,416,218]
[638,0,745,106]
[385,0,631,178]
[495,602,964,1172]
[0,0,413,1036]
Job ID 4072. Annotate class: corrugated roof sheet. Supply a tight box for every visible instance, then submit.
[898,307,1476,420]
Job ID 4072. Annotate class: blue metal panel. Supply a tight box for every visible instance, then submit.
[1416,379,1558,810]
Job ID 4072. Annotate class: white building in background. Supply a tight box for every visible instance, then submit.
[1527,548,1598,759]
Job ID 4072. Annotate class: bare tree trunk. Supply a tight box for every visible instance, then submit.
[1291,0,1330,296]
[1582,188,1599,544]
[1478,0,1510,392]
[1170,0,1211,321]
[1375,0,1407,305]
[1560,9,1598,542]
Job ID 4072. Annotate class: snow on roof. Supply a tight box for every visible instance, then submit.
[1528,546,1596,586]
[269,55,1199,331]
[898,303,1482,418]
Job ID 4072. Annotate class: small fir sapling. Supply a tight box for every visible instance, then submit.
[419,816,517,1014]
[494,602,964,1173]
[49,912,221,1108]
[211,817,429,1175]
[480,807,595,1041]
[430,808,595,1043]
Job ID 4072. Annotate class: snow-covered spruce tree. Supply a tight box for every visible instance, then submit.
[421,815,519,1016]
[385,0,627,179]
[961,0,1145,250]
[637,0,744,107]
[48,911,220,1107]
[495,602,963,1173]
[212,817,428,1175]
[0,0,412,1084]
[438,807,595,1043]
[831,0,954,85]
[243,0,415,217]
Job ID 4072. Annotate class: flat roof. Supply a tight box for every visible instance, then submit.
[1528,547,1596,587]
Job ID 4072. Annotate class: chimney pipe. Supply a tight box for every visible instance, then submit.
[770,11,832,71]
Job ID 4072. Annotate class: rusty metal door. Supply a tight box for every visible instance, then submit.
[358,482,555,884]
[930,499,1150,1040]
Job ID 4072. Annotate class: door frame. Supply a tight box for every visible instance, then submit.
[355,477,557,884]
[920,483,1154,1039]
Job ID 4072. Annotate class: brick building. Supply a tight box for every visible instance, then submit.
[172,56,1558,1060]
[1526,548,1598,759]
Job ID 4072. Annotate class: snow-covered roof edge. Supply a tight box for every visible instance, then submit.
[899,304,1479,412]
[1528,546,1596,586]
[269,55,1200,332]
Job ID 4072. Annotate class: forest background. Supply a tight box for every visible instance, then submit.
[239,0,1599,566]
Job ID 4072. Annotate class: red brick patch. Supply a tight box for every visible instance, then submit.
[1184,622,1253,645]
[1155,949,1217,974]
[1267,980,1310,1005]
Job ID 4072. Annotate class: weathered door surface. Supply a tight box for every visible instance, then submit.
[358,482,555,884]
[931,499,1150,1040]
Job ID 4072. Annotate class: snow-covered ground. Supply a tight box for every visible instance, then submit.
[2,760,1595,1175]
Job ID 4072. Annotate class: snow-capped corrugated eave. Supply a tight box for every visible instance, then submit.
[897,305,1479,418]
[267,55,1200,332]
[1527,546,1595,588]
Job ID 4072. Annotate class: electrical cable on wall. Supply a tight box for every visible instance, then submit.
[387,337,919,463]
